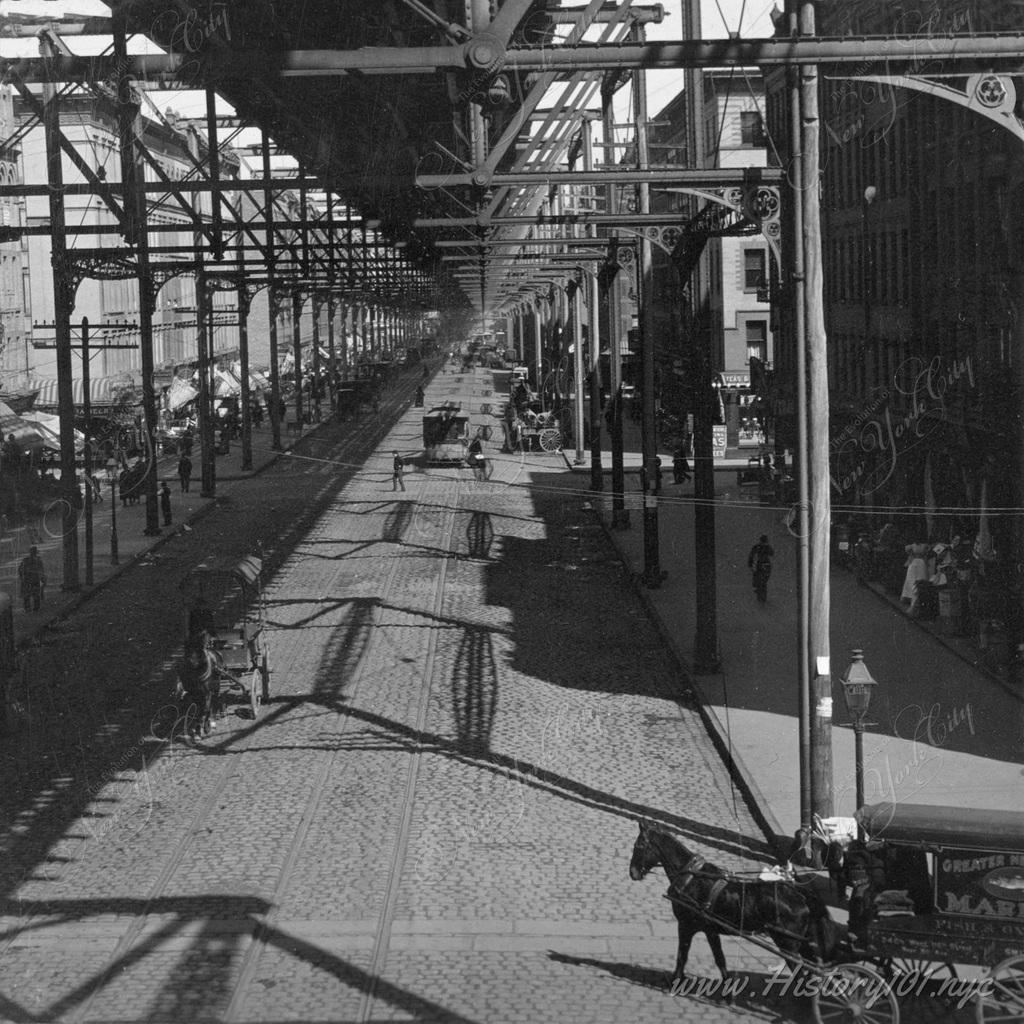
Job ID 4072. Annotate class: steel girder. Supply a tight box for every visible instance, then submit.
[5,34,1024,84]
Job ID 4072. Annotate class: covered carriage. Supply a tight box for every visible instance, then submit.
[179,554,271,719]
[422,402,470,464]
[842,801,1024,1021]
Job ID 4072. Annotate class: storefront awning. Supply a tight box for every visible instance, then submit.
[32,376,139,411]
[20,410,84,452]
[167,377,199,411]
[0,401,46,453]
[214,367,242,397]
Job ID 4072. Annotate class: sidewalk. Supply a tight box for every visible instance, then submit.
[571,448,1024,845]
[0,366,430,651]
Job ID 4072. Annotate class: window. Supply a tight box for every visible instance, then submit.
[743,249,767,291]
[739,111,765,147]
[746,320,767,363]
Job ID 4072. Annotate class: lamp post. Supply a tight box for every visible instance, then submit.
[861,185,877,363]
[841,648,877,836]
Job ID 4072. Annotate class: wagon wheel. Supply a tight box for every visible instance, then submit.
[538,427,562,452]
[260,652,271,702]
[249,666,262,719]
[810,963,898,1024]
[882,958,958,1022]
[976,953,1024,1024]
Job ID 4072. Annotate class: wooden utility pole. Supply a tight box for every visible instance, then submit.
[799,0,834,817]
[787,0,812,829]
[684,0,718,673]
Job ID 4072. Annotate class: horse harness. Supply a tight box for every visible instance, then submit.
[668,855,815,948]
[669,853,731,917]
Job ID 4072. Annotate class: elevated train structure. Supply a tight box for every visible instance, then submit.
[3,0,1024,830]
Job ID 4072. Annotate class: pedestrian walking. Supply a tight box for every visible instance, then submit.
[748,534,774,604]
[467,433,487,480]
[414,384,425,407]
[18,546,45,612]
[672,445,691,484]
[392,451,406,491]
[178,453,192,493]
[160,480,173,526]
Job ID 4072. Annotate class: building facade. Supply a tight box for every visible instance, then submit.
[649,71,774,451]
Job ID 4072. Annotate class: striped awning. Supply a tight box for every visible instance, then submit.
[0,401,46,453]
[32,376,139,410]
[167,377,198,411]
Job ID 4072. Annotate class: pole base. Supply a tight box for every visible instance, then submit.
[692,637,722,674]
[643,569,667,589]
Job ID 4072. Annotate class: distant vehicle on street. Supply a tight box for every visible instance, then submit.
[422,402,469,464]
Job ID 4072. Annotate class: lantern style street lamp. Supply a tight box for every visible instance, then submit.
[841,649,877,836]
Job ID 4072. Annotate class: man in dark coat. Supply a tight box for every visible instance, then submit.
[160,481,173,526]
[177,453,192,493]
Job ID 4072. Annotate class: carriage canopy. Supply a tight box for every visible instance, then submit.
[180,555,264,632]
[857,802,1024,851]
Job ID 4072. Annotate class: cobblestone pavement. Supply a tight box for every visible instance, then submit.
[0,366,979,1023]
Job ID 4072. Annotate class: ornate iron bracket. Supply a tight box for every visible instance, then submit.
[830,72,1024,145]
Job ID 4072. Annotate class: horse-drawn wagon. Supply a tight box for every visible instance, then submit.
[630,805,1024,1023]
[422,402,469,464]
[841,801,1024,1022]
[178,554,271,731]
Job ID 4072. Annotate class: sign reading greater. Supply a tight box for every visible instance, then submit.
[937,847,1024,918]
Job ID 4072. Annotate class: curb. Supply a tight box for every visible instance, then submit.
[587,502,788,859]
[849,573,1023,702]
[13,419,329,653]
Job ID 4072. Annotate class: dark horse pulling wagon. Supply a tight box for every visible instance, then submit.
[178,555,271,733]
[631,807,1024,1023]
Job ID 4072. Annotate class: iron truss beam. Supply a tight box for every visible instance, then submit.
[6,35,1024,81]
[413,212,709,228]
[417,167,783,188]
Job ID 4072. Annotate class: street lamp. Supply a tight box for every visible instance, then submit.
[841,649,877,835]
[861,185,877,364]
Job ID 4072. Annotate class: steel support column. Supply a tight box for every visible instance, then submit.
[197,268,215,497]
[238,281,253,471]
[40,34,79,592]
[634,27,661,587]
[292,291,304,425]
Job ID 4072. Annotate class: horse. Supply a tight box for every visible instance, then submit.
[176,632,224,739]
[629,821,839,991]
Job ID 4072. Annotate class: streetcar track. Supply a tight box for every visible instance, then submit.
[218,384,449,1019]
[355,457,465,1023]
[60,408,409,1024]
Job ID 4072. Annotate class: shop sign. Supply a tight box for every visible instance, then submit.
[712,425,727,459]
[936,847,1024,919]
[720,373,750,388]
